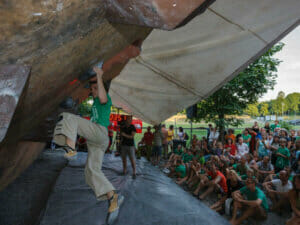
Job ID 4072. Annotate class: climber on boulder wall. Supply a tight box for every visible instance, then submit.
[52,63,124,225]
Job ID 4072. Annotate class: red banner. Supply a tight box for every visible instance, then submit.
[83,114,142,133]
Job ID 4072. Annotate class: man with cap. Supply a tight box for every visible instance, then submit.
[52,65,124,225]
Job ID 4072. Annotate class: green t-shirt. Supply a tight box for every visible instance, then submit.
[275,147,290,169]
[90,94,112,129]
[174,148,183,155]
[175,165,186,178]
[270,124,280,132]
[242,134,251,146]
[240,186,269,211]
[182,153,193,163]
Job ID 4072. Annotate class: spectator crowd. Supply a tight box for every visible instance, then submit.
[138,121,300,225]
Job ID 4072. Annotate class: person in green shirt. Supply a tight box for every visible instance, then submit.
[52,65,123,225]
[230,177,268,225]
[275,138,290,172]
[182,150,193,163]
[270,120,280,132]
[242,129,251,147]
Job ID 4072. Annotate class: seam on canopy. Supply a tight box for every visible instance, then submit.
[207,7,268,44]
[136,56,204,98]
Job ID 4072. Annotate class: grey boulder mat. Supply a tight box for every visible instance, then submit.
[0,150,67,225]
[40,154,230,225]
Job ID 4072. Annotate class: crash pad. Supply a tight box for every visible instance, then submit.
[39,153,229,225]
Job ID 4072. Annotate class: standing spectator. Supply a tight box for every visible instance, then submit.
[264,122,271,134]
[287,174,300,225]
[242,129,251,147]
[225,129,236,144]
[142,126,154,161]
[230,177,268,225]
[161,124,169,159]
[248,129,258,154]
[252,121,260,133]
[271,120,280,132]
[152,124,164,165]
[167,125,174,152]
[280,129,292,149]
[120,117,137,178]
[270,135,280,165]
[207,124,213,140]
[236,137,249,159]
[257,134,270,159]
[275,138,290,173]
[263,170,292,212]
[209,127,219,148]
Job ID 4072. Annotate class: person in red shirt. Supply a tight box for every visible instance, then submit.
[225,138,237,157]
[142,126,154,161]
[248,128,257,154]
[194,163,228,200]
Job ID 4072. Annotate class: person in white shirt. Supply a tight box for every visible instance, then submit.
[263,170,292,212]
[209,127,219,147]
[236,137,249,159]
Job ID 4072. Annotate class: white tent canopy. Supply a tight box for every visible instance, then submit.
[110,0,300,124]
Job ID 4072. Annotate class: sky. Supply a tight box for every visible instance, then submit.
[259,26,300,102]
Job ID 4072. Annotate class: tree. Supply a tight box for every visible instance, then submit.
[189,43,284,141]
[258,102,269,116]
[271,91,289,117]
[285,92,300,113]
[245,104,259,117]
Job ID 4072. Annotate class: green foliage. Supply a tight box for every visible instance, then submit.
[78,96,93,116]
[258,102,269,116]
[270,91,289,116]
[285,92,300,113]
[245,103,259,117]
[279,120,292,131]
[189,43,284,139]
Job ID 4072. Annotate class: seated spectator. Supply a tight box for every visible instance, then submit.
[275,138,290,173]
[287,174,300,225]
[230,177,268,225]
[194,164,228,200]
[211,170,244,213]
[169,159,186,179]
[236,137,249,159]
[176,157,200,185]
[254,156,274,182]
[212,141,224,156]
[232,156,249,178]
[224,138,237,158]
[263,170,292,213]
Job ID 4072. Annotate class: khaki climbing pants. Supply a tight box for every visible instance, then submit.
[53,112,115,200]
